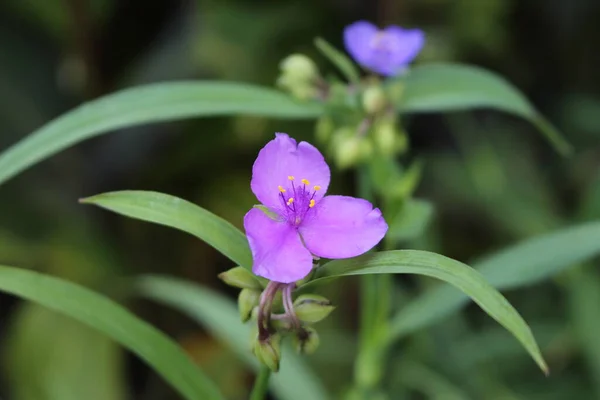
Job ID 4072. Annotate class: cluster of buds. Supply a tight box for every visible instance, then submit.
[219,265,335,371]
[313,79,408,169]
[276,54,323,101]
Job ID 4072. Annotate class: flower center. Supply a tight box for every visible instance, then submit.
[370,31,395,55]
[277,176,320,226]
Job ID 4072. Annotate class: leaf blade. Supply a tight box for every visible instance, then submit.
[389,221,600,342]
[0,265,223,400]
[0,81,323,186]
[314,37,360,84]
[80,190,252,270]
[301,250,548,374]
[399,63,572,156]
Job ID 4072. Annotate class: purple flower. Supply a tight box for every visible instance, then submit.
[343,20,425,77]
[244,133,388,283]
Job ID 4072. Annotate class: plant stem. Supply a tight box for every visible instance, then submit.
[250,365,272,400]
[354,165,392,393]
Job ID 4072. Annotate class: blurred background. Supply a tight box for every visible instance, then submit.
[1,0,600,399]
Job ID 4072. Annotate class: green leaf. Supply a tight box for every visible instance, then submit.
[314,37,360,84]
[300,250,548,374]
[389,221,600,342]
[567,268,600,396]
[4,304,126,400]
[0,82,323,187]
[399,63,572,156]
[0,265,223,400]
[80,190,252,270]
[137,275,330,400]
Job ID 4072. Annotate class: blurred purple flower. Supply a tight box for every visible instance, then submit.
[344,21,425,76]
[244,133,388,283]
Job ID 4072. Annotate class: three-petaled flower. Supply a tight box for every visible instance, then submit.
[244,133,388,283]
[344,20,425,77]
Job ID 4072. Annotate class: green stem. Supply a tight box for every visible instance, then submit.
[249,365,271,400]
[354,165,392,393]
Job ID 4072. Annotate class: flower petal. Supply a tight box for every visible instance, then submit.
[299,195,388,259]
[251,133,330,209]
[244,207,313,283]
[344,21,379,68]
[383,26,425,75]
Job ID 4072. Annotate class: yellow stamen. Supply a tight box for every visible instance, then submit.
[309,199,315,208]
[287,197,294,205]
[301,178,310,185]
[288,176,295,180]
[278,185,286,193]
[313,185,321,191]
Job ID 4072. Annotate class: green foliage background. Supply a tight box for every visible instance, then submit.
[0,0,599,398]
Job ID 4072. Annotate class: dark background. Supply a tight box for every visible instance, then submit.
[1,0,600,399]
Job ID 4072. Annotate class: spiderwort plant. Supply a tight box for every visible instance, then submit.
[221,132,387,371]
[270,20,429,394]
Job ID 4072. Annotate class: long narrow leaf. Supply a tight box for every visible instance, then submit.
[0,82,323,186]
[300,250,548,374]
[400,63,572,156]
[0,265,223,400]
[389,221,600,341]
[80,191,252,270]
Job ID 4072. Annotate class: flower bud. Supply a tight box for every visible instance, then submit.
[280,54,318,81]
[332,128,362,169]
[362,85,387,115]
[315,116,335,145]
[372,119,407,156]
[271,316,293,331]
[238,289,261,322]
[292,327,320,355]
[253,334,282,372]
[218,266,262,290]
[293,294,335,324]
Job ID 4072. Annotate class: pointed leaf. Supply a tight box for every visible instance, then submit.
[0,265,223,400]
[137,275,330,400]
[80,190,252,270]
[300,250,548,374]
[389,221,600,341]
[399,63,572,156]
[0,82,323,187]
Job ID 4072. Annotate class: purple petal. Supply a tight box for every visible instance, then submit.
[344,21,379,68]
[244,207,313,283]
[382,26,425,75]
[251,133,330,209]
[344,20,425,77]
[299,195,388,259]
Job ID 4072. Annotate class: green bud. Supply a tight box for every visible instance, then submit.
[373,120,408,156]
[280,54,318,81]
[253,334,282,372]
[315,116,335,145]
[238,289,261,322]
[362,85,387,115]
[387,80,404,104]
[218,266,262,290]
[293,294,335,324]
[293,327,320,355]
[271,316,293,331]
[332,128,363,169]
